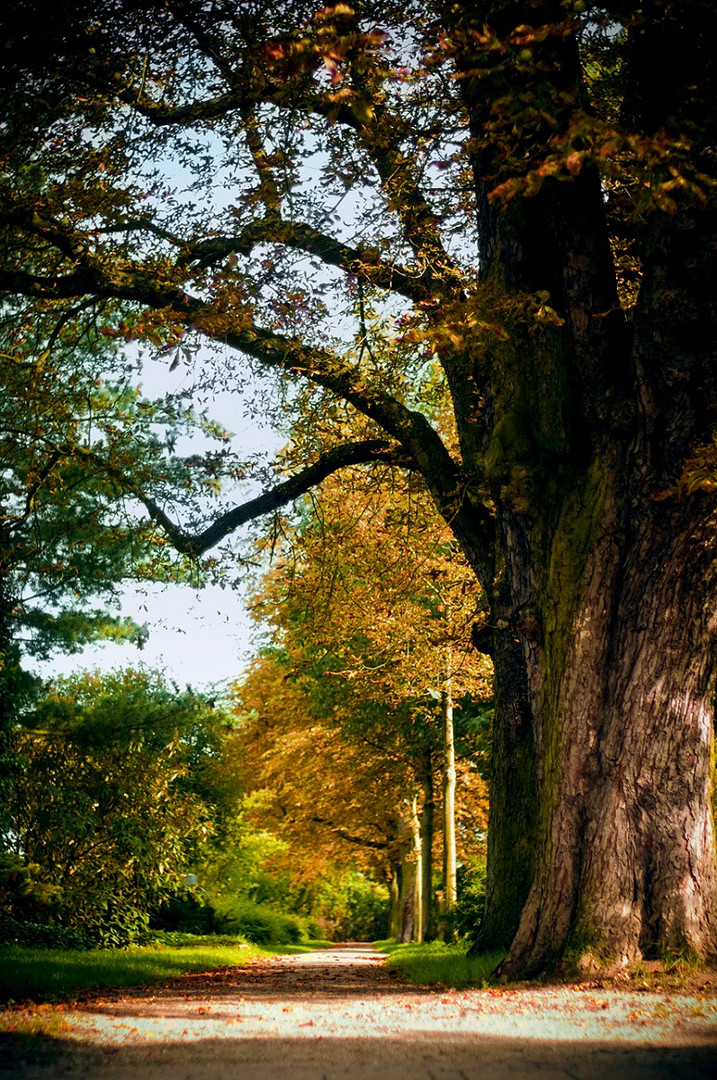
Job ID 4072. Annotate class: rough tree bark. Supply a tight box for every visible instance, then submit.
[451,0,717,972]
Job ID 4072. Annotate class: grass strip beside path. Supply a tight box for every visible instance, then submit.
[0,938,328,1006]
[377,940,505,989]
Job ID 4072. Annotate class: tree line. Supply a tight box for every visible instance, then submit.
[1,468,492,945]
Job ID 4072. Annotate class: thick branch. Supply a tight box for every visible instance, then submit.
[217,322,495,574]
[110,84,257,126]
[0,266,187,310]
[100,211,440,304]
[103,16,461,293]
[136,439,410,557]
[0,268,103,300]
[182,217,439,303]
[0,203,90,264]
[0,234,494,576]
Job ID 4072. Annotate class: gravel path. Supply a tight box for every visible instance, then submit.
[1,945,716,1079]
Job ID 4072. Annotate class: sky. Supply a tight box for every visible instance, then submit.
[31,352,286,693]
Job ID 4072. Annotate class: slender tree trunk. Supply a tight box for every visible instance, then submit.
[420,756,435,941]
[474,624,537,948]
[396,808,418,943]
[388,865,402,941]
[0,565,19,837]
[410,794,423,943]
[441,667,457,940]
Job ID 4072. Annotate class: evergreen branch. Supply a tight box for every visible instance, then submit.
[19,450,64,527]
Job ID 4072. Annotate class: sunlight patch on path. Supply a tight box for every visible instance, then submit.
[58,948,717,1049]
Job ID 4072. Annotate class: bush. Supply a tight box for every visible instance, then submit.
[215,899,306,945]
[0,914,91,951]
[454,861,487,941]
[146,930,248,948]
[0,853,63,921]
[0,854,157,949]
[260,870,389,942]
[76,898,151,949]
[7,672,232,953]
[306,873,390,941]
[150,892,217,935]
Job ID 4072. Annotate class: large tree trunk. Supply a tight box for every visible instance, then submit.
[501,465,717,974]
[448,0,717,973]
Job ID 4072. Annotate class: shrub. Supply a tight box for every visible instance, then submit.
[454,861,487,941]
[150,892,217,935]
[77,897,152,948]
[305,872,390,941]
[215,899,306,945]
[0,853,63,921]
[7,672,233,952]
[0,914,91,951]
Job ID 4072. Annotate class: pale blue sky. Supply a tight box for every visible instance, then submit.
[32,350,285,692]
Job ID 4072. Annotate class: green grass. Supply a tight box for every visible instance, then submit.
[376,940,505,989]
[0,936,333,1006]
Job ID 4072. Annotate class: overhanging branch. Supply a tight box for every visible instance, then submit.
[180,218,437,303]
[135,438,411,557]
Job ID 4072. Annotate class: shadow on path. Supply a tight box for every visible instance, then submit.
[1,1026,715,1080]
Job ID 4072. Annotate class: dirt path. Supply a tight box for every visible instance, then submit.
[1,945,716,1079]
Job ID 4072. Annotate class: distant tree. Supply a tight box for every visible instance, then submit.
[237,467,490,941]
[251,464,491,939]
[0,317,243,833]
